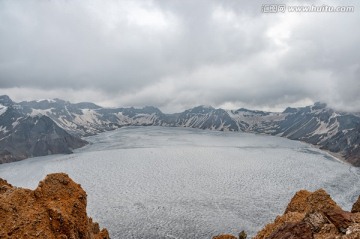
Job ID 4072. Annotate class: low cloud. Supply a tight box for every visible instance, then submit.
[0,0,359,112]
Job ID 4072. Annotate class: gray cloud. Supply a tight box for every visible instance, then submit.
[0,0,359,112]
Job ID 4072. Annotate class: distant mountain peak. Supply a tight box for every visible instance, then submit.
[312,102,327,110]
[199,105,215,109]
[186,105,215,114]
[0,96,359,166]
[0,95,13,106]
[141,106,162,114]
[35,99,57,103]
[283,107,298,113]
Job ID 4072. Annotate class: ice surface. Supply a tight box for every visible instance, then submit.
[0,126,359,238]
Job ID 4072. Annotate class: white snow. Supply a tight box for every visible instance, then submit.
[227,110,286,131]
[73,109,102,125]
[35,99,56,103]
[0,105,8,116]
[30,108,54,116]
[0,127,358,239]
[114,112,157,125]
[0,125,8,134]
[311,117,340,142]
[11,119,20,128]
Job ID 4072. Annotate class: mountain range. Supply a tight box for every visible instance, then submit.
[0,95,359,166]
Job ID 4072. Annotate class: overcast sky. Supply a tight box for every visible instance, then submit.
[0,0,359,113]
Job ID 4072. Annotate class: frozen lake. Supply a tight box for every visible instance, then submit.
[0,126,359,238]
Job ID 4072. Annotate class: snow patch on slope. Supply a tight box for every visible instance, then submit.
[30,108,54,116]
[0,126,8,134]
[35,99,56,103]
[0,105,8,116]
[228,110,286,129]
[73,109,102,125]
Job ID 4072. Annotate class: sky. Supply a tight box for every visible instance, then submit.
[0,0,359,113]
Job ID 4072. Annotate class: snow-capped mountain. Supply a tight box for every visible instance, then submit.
[229,102,360,165]
[174,106,238,131]
[0,96,87,163]
[0,95,359,166]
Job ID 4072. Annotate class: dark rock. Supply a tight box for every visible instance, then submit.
[351,195,360,213]
[0,115,87,163]
[239,230,247,239]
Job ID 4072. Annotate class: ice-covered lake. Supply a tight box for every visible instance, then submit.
[1,126,359,238]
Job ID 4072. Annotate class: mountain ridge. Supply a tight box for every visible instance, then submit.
[0,95,359,165]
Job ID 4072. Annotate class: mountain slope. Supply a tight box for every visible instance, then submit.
[0,95,359,166]
[0,115,87,163]
[0,96,88,163]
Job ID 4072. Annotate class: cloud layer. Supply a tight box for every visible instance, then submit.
[0,0,359,112]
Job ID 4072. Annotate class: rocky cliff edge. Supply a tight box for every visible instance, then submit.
[214,189,360,239]
[0,173,109,239]
[2,173,360,239]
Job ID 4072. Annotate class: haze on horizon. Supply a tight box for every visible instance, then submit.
[0,0,359,113]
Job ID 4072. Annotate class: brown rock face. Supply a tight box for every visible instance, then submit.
[285,189,341,214]
[212,234,238,239]
[266,221,313,239]
[0,173,109,239]
[254,189,360,239]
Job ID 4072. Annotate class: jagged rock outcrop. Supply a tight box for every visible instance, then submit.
[0,173,109,239]
[253,189,360,239]
[216,189,360,239]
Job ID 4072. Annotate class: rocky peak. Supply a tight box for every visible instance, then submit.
[0,173,109,239]
[253,189,360,239]
[284,189,341,214]
[216,189,360,239]
[0,95,13,106]
[188,105,215,114]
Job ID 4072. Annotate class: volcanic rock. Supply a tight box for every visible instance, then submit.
[0,173,109,239]
[253,189,360,239]
[351,195,360,213]
[212,234,238,239]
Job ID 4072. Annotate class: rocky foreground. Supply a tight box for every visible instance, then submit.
[2,173,360,239]
[214,189,360,239]
[0,173,109,239]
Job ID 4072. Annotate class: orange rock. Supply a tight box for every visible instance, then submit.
[266,221,314,239]
[285,189,341,214]
[0,173,109,239]
[212,234,237,239]
[253,212,305,239]
[324,209,353,233]
[254,189,360,239]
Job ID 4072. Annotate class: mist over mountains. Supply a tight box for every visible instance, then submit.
[0,95,359,166]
